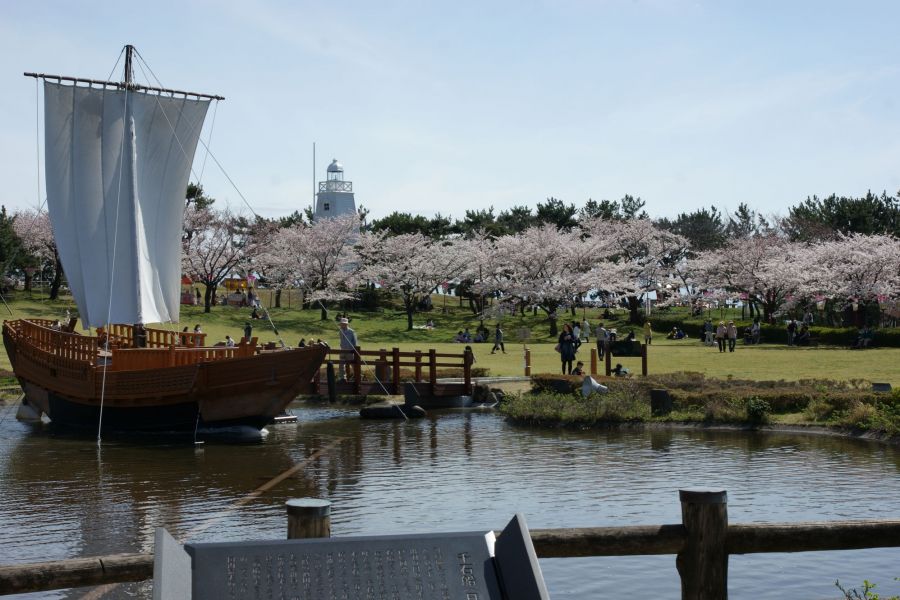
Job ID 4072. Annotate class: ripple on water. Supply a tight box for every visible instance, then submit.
[1,411,899,599]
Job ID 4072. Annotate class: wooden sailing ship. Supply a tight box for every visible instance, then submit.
[3,319,326,432]
[6,46,327,433]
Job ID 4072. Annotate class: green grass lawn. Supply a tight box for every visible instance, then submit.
[2,293,898,386]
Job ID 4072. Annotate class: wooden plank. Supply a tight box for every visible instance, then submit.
[727,520,900,554]
[0,553,152,595]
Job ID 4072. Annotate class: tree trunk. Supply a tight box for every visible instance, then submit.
[320,300,328,321]
[48,253,63,300]
[547,308,558,337]
[627,295,641,324]
[204,285,215,313]
[23,271,32,292]
[275,288,282,308]
[405,301,415,331]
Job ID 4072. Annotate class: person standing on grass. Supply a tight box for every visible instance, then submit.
[643,321,653,345]
[751,319,761,344]
[243,321,253,343]
[703,319,715,346]
[787,319,797,346]
[490,323,506,354]
[715,321,726,353]
[338,317,358,381]
[558,323,578,374]
[582,317,590,342]
[726,320,738,352]
[595,322,608,358]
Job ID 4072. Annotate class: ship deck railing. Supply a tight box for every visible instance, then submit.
[5,320,267,372]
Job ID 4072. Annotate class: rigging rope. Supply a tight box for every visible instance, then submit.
[97,76,131,446]
[0,79,54,318]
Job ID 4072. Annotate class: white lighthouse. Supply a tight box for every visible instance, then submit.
[314,159,356,220]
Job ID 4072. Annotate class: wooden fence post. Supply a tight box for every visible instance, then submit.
[590,348,597,375]
[463,347,473,395]
[676,488,728,600]
[641,343,648,376]
[524,347,531,376]
[415,350,422,381]
[286,498,331,539]
[326,361,336,403]
[392,347,401,395]
[605,347,612,376]
[353,346,362,394]
[428,349,437,396]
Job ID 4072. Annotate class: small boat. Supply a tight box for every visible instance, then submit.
[7,46,326,434]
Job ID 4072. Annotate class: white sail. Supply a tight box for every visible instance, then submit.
[43,82,210,328]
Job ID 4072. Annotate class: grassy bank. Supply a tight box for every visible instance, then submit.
[499,373,900,438]
[1,293,898,386]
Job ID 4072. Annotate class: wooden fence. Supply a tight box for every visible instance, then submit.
[306,346,474,397]
[1,489,897,597]
[100,324,207,349]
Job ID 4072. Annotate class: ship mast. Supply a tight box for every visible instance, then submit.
[124,44,134,87]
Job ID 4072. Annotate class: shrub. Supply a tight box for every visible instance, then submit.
[530,373,582,395]
[746,397,771,424]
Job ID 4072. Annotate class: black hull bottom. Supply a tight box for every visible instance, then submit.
[43,392,273,434]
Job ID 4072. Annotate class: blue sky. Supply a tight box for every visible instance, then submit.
[1,0,898,222]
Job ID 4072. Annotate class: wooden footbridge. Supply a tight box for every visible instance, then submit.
[305,346,474,397]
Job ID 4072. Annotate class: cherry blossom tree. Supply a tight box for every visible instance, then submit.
[694,234,808,322]
[12,209,63,299]
[182,206,244,312]
[581,218,690,323]
[465,224,598,336]
[357,231,468,331]
[256,213,361,320]
[796,233,900,325]
[807,233,900,301]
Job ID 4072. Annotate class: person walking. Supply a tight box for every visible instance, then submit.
[582,317,590,342]
[490,323,506,354]
[338,317,358,381]
[643,321,653,345]
[715,321,727,353]
[726,320,738,352]
[558,323,578,374]
[595,322,608,358]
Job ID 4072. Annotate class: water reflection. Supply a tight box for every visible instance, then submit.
[0,407,898,599]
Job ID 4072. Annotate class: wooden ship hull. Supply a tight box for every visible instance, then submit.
[2,319,326,433]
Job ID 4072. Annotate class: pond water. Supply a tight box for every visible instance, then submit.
[0,403,898,599]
